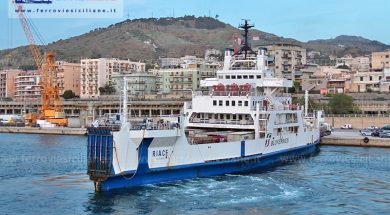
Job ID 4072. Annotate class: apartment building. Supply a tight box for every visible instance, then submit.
[151,63,218,94]
[264,44,307,80]
[159,57,181,68]
[350,71,383,92]
[320,66,351,79]
[56,61,81,96]
[380,69,390,92]
[0,69,20,99]
[327,79,349,94]
[372,49,390,70]
[14,71,41,101]
[159,55,205,69]
[80,58,145,99]
[336,55,370,73]
[112,73,156,95]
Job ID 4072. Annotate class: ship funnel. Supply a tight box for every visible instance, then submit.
[257,48,268,70]
[223,48,233,70]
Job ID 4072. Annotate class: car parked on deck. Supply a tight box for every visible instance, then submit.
[341,124,352,129]
[360,129,373,136]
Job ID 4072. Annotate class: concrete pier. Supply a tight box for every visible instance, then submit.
[321,130,390,148]
[0,127,87,135]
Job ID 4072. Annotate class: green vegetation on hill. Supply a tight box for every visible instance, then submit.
[0,16,389,69]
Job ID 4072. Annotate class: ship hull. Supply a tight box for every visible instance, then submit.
[99,141,319,192]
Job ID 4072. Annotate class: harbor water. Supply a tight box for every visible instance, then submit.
[1,133,390,214]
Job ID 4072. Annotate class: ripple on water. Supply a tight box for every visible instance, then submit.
[2,136,390,214]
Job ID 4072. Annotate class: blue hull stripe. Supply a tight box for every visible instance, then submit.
[241,141,245,157]
[101,141,319,191]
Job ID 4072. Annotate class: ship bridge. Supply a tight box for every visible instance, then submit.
[200,48,292,89]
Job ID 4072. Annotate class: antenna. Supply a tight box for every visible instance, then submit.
[237,19,256,59]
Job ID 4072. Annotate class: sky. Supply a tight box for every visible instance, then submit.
[1,0,390,50]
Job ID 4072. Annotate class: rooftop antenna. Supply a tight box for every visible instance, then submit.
[237,19,256,59]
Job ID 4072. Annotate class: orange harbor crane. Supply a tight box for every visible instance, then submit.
[13,1,67,126]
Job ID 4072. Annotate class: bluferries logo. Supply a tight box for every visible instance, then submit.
[9,0,123,19]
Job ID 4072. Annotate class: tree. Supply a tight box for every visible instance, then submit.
[62,90,76,99]
[287,81,301,94]
[99,83,116,95]
[328,94,357,114]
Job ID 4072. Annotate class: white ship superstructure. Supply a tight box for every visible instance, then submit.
[87,21,321,192]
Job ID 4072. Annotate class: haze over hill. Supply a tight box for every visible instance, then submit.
[0,16,389,69]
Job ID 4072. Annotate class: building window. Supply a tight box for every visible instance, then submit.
[231,75,236,79]
[226,100,230,106]
[213,100,217,106]
[256,75,262,79]
[370,76,373,81]
[238,101,242,106]
[249,75,254,79]
[244,101,249,106]
[232,101,236,106]
[219,100,223,106]
[360,77,363,81]
[237,75,242,79]
[226,75,230,79]
[243,75,248,79]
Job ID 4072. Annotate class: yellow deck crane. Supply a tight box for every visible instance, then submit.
[13,1,67,126]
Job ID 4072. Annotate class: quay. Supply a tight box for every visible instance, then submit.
[0,127,87,135]
[321,130,390,148]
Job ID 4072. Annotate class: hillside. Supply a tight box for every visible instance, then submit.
[0,16,389,69]
[306,35,390,57]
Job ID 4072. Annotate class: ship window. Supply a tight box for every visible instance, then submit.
[231,75,236,79]
[226,114,230,119]
[249,75,254,79]
[238,101,242,106]
[232,101,236,106]
[219,76,223,79]
[226,75,230,79]
[213,100,217,106]
[239,115,242,120]
[220,114,224,119]
[233,115,236,120]
[219,100,223,106]
[256,75,262,79]
[243,75,248,79]
[244,101,249,106]
[237,75,242,79]
[226,100,230,106]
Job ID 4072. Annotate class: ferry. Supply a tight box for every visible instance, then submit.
[87,21,322,192]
